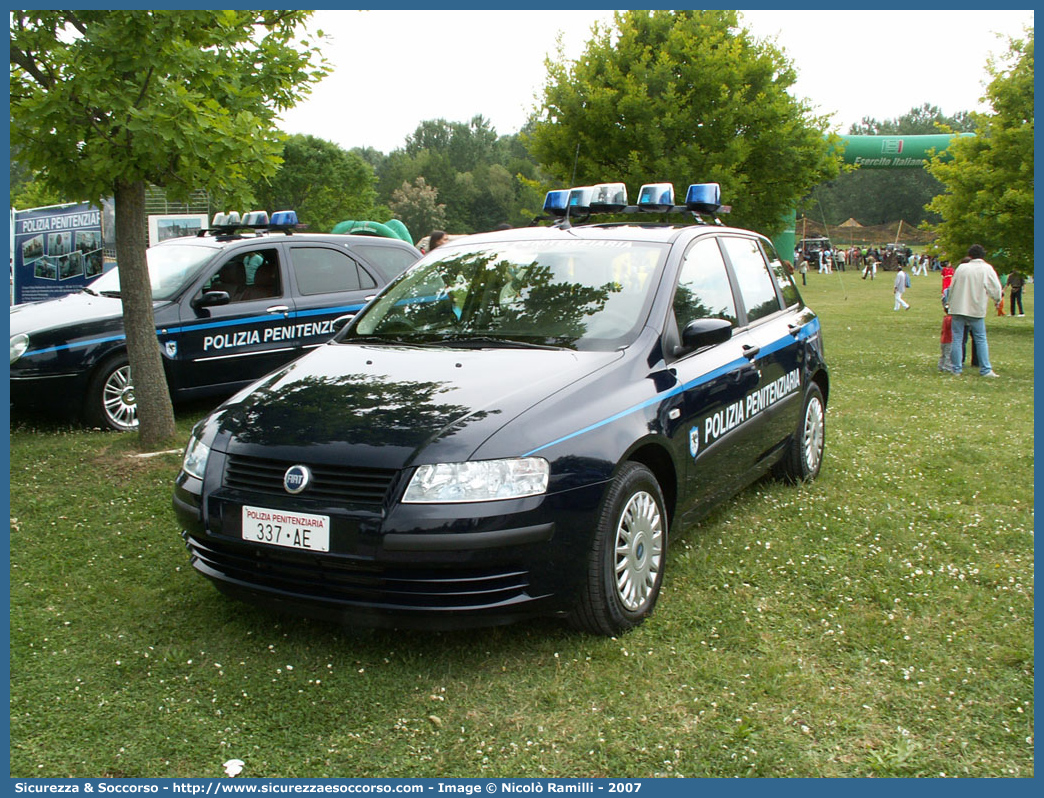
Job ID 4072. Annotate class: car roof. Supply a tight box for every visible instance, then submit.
[439,222,762,248]
[152,232,419,251]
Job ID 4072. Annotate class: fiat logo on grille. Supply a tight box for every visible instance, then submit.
[283,465,312,494]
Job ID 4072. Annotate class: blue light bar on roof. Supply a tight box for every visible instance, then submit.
[637,182,674,213]
[542,190,570,217]
[270,210,299,228]
[685,183,722,214]
[567,186,595,213]
[590,182,628,213]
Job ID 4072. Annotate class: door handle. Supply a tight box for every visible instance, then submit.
[266,305,290,315]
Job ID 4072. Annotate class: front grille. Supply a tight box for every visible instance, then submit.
[225,454,397,507]
[186,534,531,610]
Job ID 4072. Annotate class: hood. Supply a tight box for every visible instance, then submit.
[210,341,621,470]
[10,290,169,339]
[9,290,125,337]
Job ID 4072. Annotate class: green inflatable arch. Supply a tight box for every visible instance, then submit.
[330,219,414,244]
[774,133,971,260]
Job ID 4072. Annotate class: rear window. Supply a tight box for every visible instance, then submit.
[291,247,377,295]
[720,236,781,324]
[762,241,802,308]
[353,244,418,281]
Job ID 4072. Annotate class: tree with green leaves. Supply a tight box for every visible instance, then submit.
[377,117,547,233]
[389,177,447,244]
[10,10,328,446]
[250,134,378,233]
[927,32,1033,273]
[528,10,838,234]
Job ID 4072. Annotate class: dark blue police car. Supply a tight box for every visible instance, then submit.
[173,183,829,635]
[9,211,421,430]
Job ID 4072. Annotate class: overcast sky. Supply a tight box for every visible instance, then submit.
[279,8,1034,155]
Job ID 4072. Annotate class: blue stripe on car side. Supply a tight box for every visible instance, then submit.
[21,303,366,358]
[523,317,820,457]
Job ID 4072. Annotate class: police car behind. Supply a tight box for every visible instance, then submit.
[9,211,421,430]
[173,183,829,635]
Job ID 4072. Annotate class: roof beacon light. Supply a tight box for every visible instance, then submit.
[685,183,722,215]
[590,182,628,213]
[542,190,570,218]
[637,182,675,213]
[269,210,299,230]
[242,210,270,228]
[567,186,595,214]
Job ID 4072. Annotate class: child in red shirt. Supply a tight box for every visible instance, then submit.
[939,313,953,372]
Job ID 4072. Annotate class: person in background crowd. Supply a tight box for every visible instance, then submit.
[946,244,1002,377]
[798,256,808,286]
[427,230,448,252]
[940,260,955,299]
[1007,269,1026,316]
[893,261,910,310]
[939,309,953,372]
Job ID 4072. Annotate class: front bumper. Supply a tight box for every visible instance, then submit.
[173,456,608,628]
[10,371,90,413]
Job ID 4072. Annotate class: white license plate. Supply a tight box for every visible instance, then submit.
[241,505,330,552]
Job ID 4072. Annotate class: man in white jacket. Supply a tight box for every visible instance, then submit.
[945,244,1003,377]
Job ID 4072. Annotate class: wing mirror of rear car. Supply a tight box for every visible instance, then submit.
[192,290,231,309]
[678,317,733,355]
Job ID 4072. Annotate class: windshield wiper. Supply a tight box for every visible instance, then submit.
[439,335,566,351]
[82,286,98,296]
[99,290,121,298]
[342,334,442,348]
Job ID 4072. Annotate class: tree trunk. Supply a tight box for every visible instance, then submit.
[113,179,177,447]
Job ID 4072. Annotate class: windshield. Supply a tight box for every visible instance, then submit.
[88,243,218,301]
[346,238,668,351]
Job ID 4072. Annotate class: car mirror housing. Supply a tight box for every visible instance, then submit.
[192,290,231,309]
[679,317,733,354]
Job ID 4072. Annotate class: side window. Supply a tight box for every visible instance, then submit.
[673,238,739,328]
[203,248,281,303]
[720,236,781,323]
[762,241,802,308]
[292,247,377,296]
[353,244,418,281]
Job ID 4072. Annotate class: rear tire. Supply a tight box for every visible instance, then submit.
[779,383,825,483]
[568,462,667,636]
[86,354,138,431]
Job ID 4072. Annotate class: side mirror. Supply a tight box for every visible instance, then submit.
[678,317,733,354]
[192,290,230,309]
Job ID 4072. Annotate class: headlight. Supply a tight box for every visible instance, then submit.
[10,333,29,364]
[402,457,549,504]
[181,435,211,480]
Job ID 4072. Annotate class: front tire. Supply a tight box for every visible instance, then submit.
[86,354,138,431]
[569,462,667,636]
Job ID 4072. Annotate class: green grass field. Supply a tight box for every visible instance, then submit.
[9,271,1034,778]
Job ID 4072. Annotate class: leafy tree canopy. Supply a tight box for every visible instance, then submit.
[527,10,839,234]
[928,31,1034,272]
[10,10,328,445]
[249,134,378,232]
[389,177,447,244]
[10,10,328,207]
[377,117,546,233]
